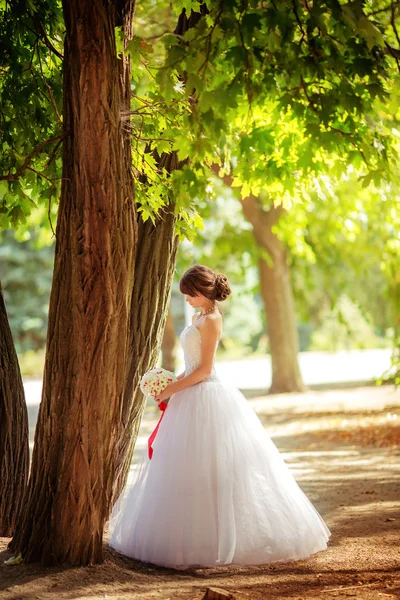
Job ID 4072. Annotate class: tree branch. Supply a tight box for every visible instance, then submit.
[292,0,306,43]
[384,41,400,72]
[235,16,253,105]
[391,2,400,48]
[300,75,318,113]
[198,11,222,78]
[33,17,64,61]
[45,136,64,169]
[366,2,400,17]
[36,45,62,125]
[0,132,66,182]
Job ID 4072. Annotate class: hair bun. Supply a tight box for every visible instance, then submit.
[214,273,231,301]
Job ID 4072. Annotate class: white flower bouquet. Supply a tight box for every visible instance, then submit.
[140,368,176,402]
[141,368,177,459]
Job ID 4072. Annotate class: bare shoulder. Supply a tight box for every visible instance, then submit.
[200,312,223,338]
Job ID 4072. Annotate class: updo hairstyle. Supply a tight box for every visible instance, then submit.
[179,265,231,302]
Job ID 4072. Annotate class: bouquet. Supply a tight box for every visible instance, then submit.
[140,368,177,460]
[140,368,176,403]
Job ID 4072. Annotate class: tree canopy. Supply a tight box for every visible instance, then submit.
[1,0,399,378]
[2,0,400,224]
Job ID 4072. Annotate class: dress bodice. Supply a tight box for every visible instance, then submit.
[180,324,220,382]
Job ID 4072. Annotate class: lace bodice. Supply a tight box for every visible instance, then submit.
[180,324,220,382]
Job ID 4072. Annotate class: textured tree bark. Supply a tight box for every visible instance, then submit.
[161,308,177,372]
[241,198,305,393]
[111,196,179,505]
[0,282,29,537]
[9,0,136,566]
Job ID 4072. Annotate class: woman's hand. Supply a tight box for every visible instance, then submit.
[155,385,173,403]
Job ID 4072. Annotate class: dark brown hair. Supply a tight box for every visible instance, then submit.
[179,265,231,302]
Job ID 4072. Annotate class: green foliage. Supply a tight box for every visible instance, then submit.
[2,0,400,233]
[155,0,399,198]
[0,0,64,230]
[175,178,257,282]
[277,164,400,360]
[310,295,391,352]
[0,229,54,353]
[218,286,266,359]
[112,0,400,238]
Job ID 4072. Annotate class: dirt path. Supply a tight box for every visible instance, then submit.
[1,385,399,600]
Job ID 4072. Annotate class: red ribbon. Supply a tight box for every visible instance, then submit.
[148,400,168,459]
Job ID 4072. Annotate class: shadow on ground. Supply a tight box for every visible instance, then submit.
[2,385,399,599]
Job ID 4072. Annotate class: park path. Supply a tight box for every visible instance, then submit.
[1,384,399,599]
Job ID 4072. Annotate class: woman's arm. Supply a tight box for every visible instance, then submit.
[155,317,221,401]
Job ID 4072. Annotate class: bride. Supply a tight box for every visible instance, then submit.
[109,264,331,569]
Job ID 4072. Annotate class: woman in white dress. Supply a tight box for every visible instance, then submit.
[109,264,331,569]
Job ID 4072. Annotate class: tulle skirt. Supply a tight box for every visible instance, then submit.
[109,380,331,569]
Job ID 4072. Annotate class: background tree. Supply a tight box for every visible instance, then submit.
[0,229,54,354]
[161,309,177,372]
[208,168,305,392]
[0,281,29,536]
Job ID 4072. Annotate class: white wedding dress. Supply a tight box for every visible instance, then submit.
[109,323,331,569]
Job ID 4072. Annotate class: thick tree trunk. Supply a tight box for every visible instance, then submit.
[258,253,305,393]
[112,198,179,505]
[0,282,29,537]
[10,0,136,566]
[241,198,305,393]
[161,308,177,372]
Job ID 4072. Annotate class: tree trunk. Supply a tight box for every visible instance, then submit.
[111,194,179,505]
[212,164,305,394]
[241,198,305,393]
[161,308,177,372]
[10,0,136,566]
[0,282,29,537]
[258,252,305,393]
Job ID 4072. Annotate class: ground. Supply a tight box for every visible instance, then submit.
[1,384,399,600]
